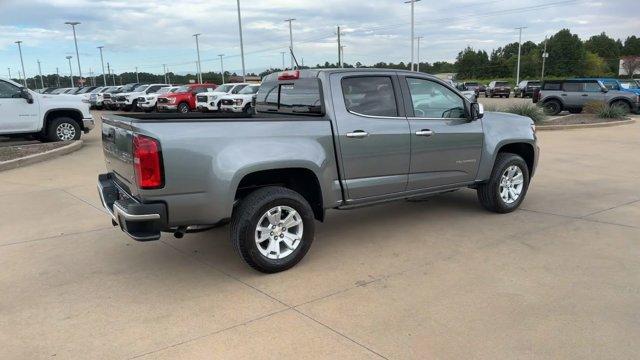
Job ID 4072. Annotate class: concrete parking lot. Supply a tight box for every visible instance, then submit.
[1,110,639,359]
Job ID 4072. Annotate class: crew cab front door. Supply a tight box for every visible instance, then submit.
[331,73,410,200]
[400,76,483,190]
[0,80,38,134]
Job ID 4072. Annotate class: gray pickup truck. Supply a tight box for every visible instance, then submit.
[98,69,539,273]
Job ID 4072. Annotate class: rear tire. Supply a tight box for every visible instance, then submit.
[543,100,562,115]
[477,153,530,213]
[230,186,315,273]
[47,117,81,142]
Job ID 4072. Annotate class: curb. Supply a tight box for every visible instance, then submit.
[0,140,83,172]
[537,119,635,131]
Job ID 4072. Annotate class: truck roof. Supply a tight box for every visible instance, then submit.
[262,68,443,82]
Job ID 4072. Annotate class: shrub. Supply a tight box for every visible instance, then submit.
[583,100,604,114]
[504,103,547,124]
[481,103,500,112]
[597,105,627,119]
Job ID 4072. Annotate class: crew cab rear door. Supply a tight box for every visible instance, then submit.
[331,72,410,200]
[399,75,483,190]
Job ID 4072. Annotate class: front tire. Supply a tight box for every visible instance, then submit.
[178,102,190,114]
[477,153,530,213]
[611,100,631,114]
[543,100,562,115]
[47,117,81,142]
[230,186,315,273]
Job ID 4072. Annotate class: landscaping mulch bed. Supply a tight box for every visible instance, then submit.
[0,142,72,162]
[541,114,629,126]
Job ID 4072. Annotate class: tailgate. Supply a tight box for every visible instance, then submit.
[101,115,139,196]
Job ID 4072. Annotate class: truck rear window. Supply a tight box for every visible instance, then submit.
[255,78,323,116]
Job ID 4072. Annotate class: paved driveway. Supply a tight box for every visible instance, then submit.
[1,112,639,359]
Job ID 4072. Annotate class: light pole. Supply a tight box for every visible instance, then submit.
[15,41,27,87]
[541,36,549,82]
[135,66,139,83]
[193,33,203,83]
[236,0,246,81]
[162,64,167,84]
[404,0,421,71]
[515,26,527,85]
[65,22,83,85]
[337,25,343,68]
[37,60,44,88]
[415,36,424,72]
[284,18,296,69]
[56,67,60,87]
[340,45,346,68]
[218,54,225,84]
[280,51,286,69]
[7,68,11,80]
[66,55,74,87]
[97,46,107,86]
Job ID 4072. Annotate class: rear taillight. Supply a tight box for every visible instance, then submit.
[133,134,163,189]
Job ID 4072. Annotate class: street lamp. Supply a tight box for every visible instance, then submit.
[97,46,107,86]
[284,18,296,69]
[37,60,44,89]
[404,0,421,71]
[65,22,83,85]
[515,26,527,85]
[66,55,74,87]
[218,54,225,84]
[15,41,27,87]
[7,68,11,80]
[193,33,203,83]
[236,0,246,81]
[280,51,286,69]
[415,36,424,72]
[541,36,549,82]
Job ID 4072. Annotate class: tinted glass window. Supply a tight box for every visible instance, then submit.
[543,82,561,90]
[232,84,248,94]
[342,76,397,117]
[255,78,323,115]
[584,82,602,92]
[495,81,509,87]
[0,80,22,98]
[563,82,583,92]
[601,80,618,90]
[405,78,466,118]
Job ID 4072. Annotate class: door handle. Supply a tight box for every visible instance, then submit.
[415,129,434,137]
[346,130,369,139]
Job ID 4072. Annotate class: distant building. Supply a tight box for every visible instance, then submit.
[619,56,640,76]
[228,75,261,83]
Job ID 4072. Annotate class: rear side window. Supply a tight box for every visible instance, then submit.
[255,78,323,115]
[341,76,398,117]
[563,82,583,92]
[542,82,561,90]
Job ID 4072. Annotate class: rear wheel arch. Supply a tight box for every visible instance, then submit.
[235,167,324,221]
[44,109,84,132]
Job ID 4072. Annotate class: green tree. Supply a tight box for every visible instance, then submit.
[585,32,620,73]
[545,29,585,77]
[454,46,489,79]
[622,36,640,55]
[583,52,608,76]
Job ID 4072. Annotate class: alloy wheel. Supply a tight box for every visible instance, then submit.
[499,165,524,204]
[254,206,303,260]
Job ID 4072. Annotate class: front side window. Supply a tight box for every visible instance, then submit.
[232,84,248,94]
[239,85,259,94]
[0,81,22,98]
[341,76,397,117]
[584,82,602,92]
[215,84,233,93]
[405,78,466,118]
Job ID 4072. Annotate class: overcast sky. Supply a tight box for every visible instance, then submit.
[0,0,638,78]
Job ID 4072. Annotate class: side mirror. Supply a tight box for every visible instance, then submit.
[471,102,484,120]
[21,88,34,104]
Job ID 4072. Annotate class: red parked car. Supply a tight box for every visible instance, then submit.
[157,83,218,113]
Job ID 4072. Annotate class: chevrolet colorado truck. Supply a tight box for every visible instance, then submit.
[98,69,538,273]
[0,77,94,141]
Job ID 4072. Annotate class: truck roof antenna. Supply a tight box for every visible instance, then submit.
[289,48,300,69]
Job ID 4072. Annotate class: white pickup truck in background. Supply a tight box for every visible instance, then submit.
[0,77,94,142]
[218,83,261,114]
[195,83,250,111]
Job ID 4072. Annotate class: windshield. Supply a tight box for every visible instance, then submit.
[239,85,259,94]
[214,84,233,93]
[619,81,639,90]
[90,87,103,93]
[158,87,171,94]
[169,87,179,93]
[122,84,138,91]
[76,87,93,94]
[133,85,148,92]
[175,85,190,93]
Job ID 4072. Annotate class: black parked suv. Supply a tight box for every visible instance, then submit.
[514,80,541,98]
[485,81,511,98]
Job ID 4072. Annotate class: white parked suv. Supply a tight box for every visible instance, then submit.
[137,86,180,112]
[115,84,169,111]
[0,77,94,141]
[195,83,250,111]
[218,84,261,114]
